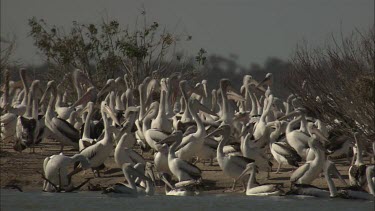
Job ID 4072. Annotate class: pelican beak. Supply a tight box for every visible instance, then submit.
[159,131,182,145]
[40,84,52,104]
[205,125,228,138]
[310,127,329,143]
[97,80,114,99]
[190,83,205,97]
[236,163,254,181]
[72,87,97,107]
[266,121,276,127]
[159,174,175,190]
[140,103,157,122]
[257,74,272,89]
[193,99,218,117]
[226,85,245,102]
[145,162,156,184]
[103,104,120,126]
[277,109,301,121]
[122,164,151,183]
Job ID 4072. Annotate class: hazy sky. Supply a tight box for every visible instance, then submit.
[1,0,373,66]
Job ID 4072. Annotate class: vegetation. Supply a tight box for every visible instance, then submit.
[287,28,374,139]
[28,10,206,89]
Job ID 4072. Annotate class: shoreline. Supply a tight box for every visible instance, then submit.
[0,138,365,194]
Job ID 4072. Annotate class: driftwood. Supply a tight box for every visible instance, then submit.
[37,170,91,192]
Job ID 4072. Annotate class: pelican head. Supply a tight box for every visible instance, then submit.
[236,162,257,181]
[40,80,56,103]
[101,101,120,126]
[220,79,245,102]
[257,73,273,88]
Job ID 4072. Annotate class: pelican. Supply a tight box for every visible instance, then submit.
[41,81,80,151]
[283,111,311,158]
[9,68,30,116]
[176,98,218,161]
[218,79,245,125]
[70,101,119,177]
[159,174,201,196]
[142,101,169,150]
[290,128,326,185]
[43,153,90,192]
[114,122,146,168]
[160,131,202,184]
[1,69,18,142]
[269,121,302,173]
[103,163,154,197]
[252,93,274,148]
[154,143,172,182]
[78,102,97,151]
[14,80,41,151]
[207,124,254,190]
[237,163,284,196]
[349,132,367,187]
[288,159,346,198]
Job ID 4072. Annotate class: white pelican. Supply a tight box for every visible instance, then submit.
[41,81,80,151]
[78,102,96,151]
[43,153,90,192]
[114,122,146,168]
[218,79,245,125]
[160,131,202,184]
[0,69,18,142]
[14,80,41,151]
[283,111,311,158]
[70,101,119,177]
[207,124,254,190]
[269,121,302,173]
[237,163,284,196]
[349,132,367,187]
[159,174,201,196]
[176,98,218,161]
[290,128,326,185]
[288,159,346,198]
[9,68,30,116]
[154,143,172,182]
[240,131,273,176]
[103,163,154,196]
[252,93,274,148]
[142,101,169,151]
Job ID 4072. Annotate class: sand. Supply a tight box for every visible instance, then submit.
[0,138,364,194]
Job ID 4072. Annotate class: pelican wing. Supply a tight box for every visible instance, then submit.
[52,118,79,143]
[80,142,104,160]
[290,162,310,183]
[204,137,218,149]
[229,155,255,169]
[178,159,201,177]
[273,142,302,161]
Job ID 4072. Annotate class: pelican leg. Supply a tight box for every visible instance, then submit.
[231,179,236,191]
[276,163,282,174]
[60,144,64,153]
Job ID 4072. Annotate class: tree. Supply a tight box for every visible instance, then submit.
[286,27,374,140]
[28,10,206,90]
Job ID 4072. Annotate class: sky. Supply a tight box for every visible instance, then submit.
[1,0,373,67]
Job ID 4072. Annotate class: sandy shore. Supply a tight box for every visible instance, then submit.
[0,138,363,194]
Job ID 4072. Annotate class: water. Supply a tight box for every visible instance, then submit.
[1,190,373,211]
